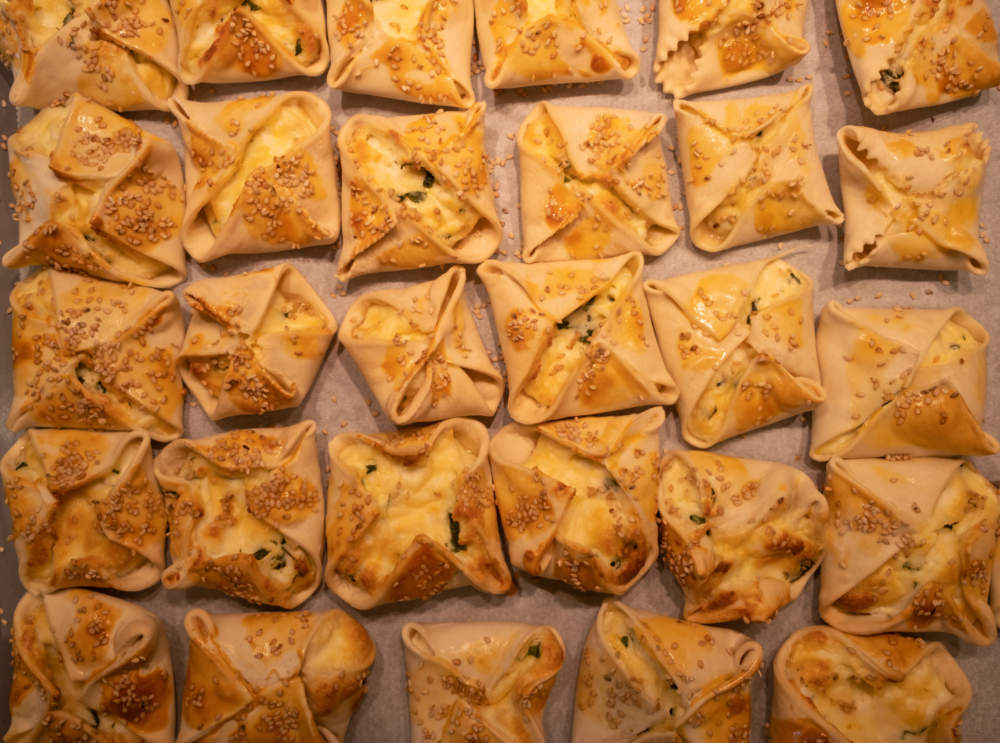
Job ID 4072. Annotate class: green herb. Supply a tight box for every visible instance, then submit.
[582,296,596,310]
[902,728,927,738]
[399,191,426,203]
[879,68,902,92]
[83,233,96,242]
[669,681,678,690]
[579,328,594,344]
[556,318,571,330]
[563,174,571,183]
[448,513,466,552]
[272,553,287,570]
[96,380,107,393]
[751,299,759,313]
[689,514,706,525]
[243,0,261,9]
[365,464,377,474]
[788,272,801,284]
[901,561,918,571]
[942,522,958,530]
[422,169,435,188]
[620,635,629,647]
[15,462,28,470]
[111,468,120,474]
[526,643,541,658]
[294,38,302,55]
[253,548,269,560]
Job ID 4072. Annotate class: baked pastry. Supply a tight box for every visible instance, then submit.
[516,102,680,262]
[177,608,374,743]
[810,302,999,460]
[645,255,825,448]
[838,123,991,274]
[155,421,323,608]
[572,599,762,742]
[8,589,174,743]
[339,266,503,425]
[402,621,564,743]
[173,93,340,263]
[489,408,663,594]
[3,95,186,288]
[770,626,971,743]
[178,264,337,420]
[8,269,185,441]
[478,253,678,425]
[674,85,843,252]
[325,418,512,609]
[337,104,500,280]
[658,450,827,623]
[836,0,1000,115]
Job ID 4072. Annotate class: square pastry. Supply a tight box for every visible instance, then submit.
[178,264,337,420]
[3,95,186,288]
[478,253,678,425]
[838,123,990,274]
[173,93,340,263]
[516,102,680,262]
[674,85,843,252]
[155,421,324,609]
[338,104,500,280]
[339,266,503,425]
[810,302,999,460]
[325,419,512,609]
[489,408,663,594]
[645,255,825,448]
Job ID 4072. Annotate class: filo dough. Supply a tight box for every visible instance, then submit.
[810,302,999,460]
[155,421,324,609]
[325,419,512,609]
[178,264,337,420]
[517,102,680,262]
[478,252,678,425]
[489,408,663,594]
[674,85,843,252]
[177,608,374,743]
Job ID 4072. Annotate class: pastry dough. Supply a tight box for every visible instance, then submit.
[177,608,374,743]
[838,123,991,274]
[8,269,185,442]
[810,302,999,460]
[178,264,337,420]
[659,450,828,623]
[674,85,843,252]
[3,95,186,288]
[8,589,174,743]
[173,93,340,263]
[489,408,663,594]
[821,457,1000,646]
[402,621,564,743]
[572,599,762,743]
[339,266,503,425]
[478,253,678,425]
[155,421,324,609]
[338,104,500,280]
[517,102,680,262]
[325,419,512,609]
[645,256,825,448]
[770,626,971,743]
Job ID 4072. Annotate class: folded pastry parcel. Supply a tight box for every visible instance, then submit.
[325,419,512,609]
[770,626,971,743]
[645,256,825,448]
[572,599,763,743]
[402,621,564,743]
[178,264,337,420]
[8,589,174,743]
[8,269,185,441]
[516,102,680,262]
[837,123,991,274]
[155,421,324,609]
[338,104,501,280]
[674,85,843,252]
[489,408,663,594]
[173,93,340,263]
[3,95,186,288]
[810,302,999,461]
[177,608,375,743]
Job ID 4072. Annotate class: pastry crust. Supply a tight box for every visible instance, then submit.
[674,85,843,252]
[489,408,663,594]
[8,269,185,442]
[838,123,990,274]
[478,252,678,425]
[337,104,500,280]
[178,264,337,420]
[3,95,186,288]
[325,418,512,609]
[155,421,324,609]
[810,302,999,461]
[645,255,825,448]
[177,608,375,743]
[516,102,680,262]
[172,93,340,263]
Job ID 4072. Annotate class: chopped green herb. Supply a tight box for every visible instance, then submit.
[15,462,28,470]
[365,464,377,474]
[751,299,759,313]
[448,513,466,552]
[556,318,571,330]
[620,635,629,647]
[399,191,426,203]
[96,380,107,393]
[942,522,958,530]
[83,233,96,242]
[111,468,120,475]
[901,561,918,571]
[294,38,302,55]
[422,169,435,188]
[879,68,902,92]
[788,272,801,284]
[526,643,541,658]
[253,548,269,560]
[272,553,287,570]
[243,0,261,9]
[689,514,706,525]
[579,328,594,344]
[902,728,927,738]
[563,174,571,183]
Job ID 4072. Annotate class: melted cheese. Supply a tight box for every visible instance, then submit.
[923,320,981,367]
[372,0,430,39]
[22,0,72,50]
[256,291,331,336]
[523,0,560,24]
[16,106,68,155]
[353,302,427,342]
[250,0,306,54]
